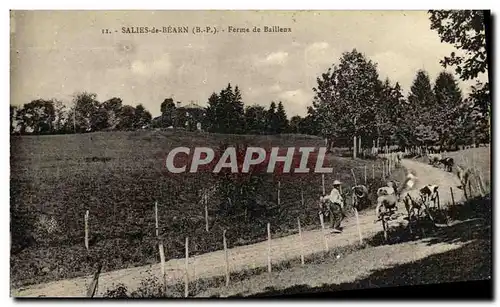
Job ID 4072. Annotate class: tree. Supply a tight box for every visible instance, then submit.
[429,10,488,81]
[10,105,17,134]
[458,82,490,145]
[300,106,320,136]
[266,101,278,134]
[102,97,123,130]
[160,98,176,127]
[52,100,68,133]
[16,99,56,134]
[116,105,136,130]
[433,71,463,147]
[230,86,245,134]
[407,70,437,146]
[244,105,267,134]
[205,84,245,134]
[388,82,411,148]
[204,93,220,133]
[134,104,152,129]
[429,10,490,140]
[312,49,380,156]
[72,92,100,132]
[275,101,289,134]
[288,115,302,134]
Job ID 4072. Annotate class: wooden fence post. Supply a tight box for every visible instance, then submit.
[319,213,328,252]
[159,243,166,294]
[223,230,230,286]
[450,187,455,207]
[322,174,325,195]
[267,223,272,273]
[354,208,363,244]
[184,237,189,298]
[155,201,159,237]
[297,217,305,265]
[351,168,357,186]
[277,181,281,206]
[85,210,89,251]
[204,192,209,232]
[372,164,375,180]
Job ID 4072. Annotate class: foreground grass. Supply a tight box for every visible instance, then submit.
[11,130,402,287]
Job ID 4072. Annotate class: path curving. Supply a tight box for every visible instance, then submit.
[12,159,465,297]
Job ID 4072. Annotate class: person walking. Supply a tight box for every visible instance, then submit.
[320,180,344,233]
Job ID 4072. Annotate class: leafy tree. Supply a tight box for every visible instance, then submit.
[134,104,152,129]
[10,105,17,134]
[160,98,176,127]
[52,100,68,133]
[15,99,56,134]
[73,92,100,132]
[388,82,411,148]
[312,49,380,154]
[117,105,136,130]
[102,98,123,130]
[300,106,320,136]
[429,10,488,81]
[459,81,490,145]
[429,10,490,141]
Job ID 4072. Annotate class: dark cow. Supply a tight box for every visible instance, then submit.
[352,185,370,210]
[439,157,454,172]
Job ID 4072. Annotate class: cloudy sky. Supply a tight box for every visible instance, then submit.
[10,10,487,117]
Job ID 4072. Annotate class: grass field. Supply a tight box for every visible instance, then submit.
[419,146,491,196]
[10,130,402,287]
[446,147,491,192]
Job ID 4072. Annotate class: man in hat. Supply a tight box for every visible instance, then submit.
[320,180,344,233]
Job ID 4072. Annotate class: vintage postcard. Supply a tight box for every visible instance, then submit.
[10,10,491,298]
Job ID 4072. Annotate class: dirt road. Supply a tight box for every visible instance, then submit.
[12,159,464,297]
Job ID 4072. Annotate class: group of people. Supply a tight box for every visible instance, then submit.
[319,170,420,233]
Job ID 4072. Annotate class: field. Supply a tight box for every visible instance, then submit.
[10,130,401,288]
[419,146,491,196]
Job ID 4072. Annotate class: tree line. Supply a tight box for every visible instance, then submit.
[10,11,490,149]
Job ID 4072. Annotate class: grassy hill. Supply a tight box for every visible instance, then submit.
[10,130,402,287]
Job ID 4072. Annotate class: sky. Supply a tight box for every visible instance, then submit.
[10,10,488,118]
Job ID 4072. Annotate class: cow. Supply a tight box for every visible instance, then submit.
[352,184,370,210]
[456,165,471,199]
[427,153,443,166]
[374,181,401,221]
[439,157,454,172]
[419,184,440,210]
[375,194,399,222]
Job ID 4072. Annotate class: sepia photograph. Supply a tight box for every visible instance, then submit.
[9,9,492,298]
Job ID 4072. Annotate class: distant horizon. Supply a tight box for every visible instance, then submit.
[10,10,489,118]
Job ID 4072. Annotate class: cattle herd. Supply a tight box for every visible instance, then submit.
[322,150,459,239]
